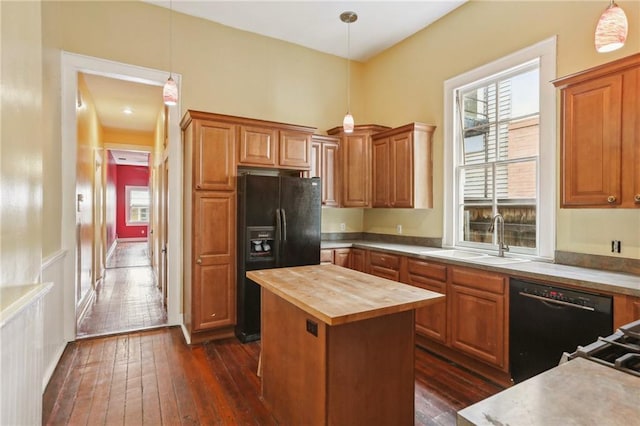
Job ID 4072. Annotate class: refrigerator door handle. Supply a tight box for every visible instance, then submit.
[276,208,282,240]
[281,209,287,241]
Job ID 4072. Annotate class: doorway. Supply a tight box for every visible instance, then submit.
[61,52,182,342]
[77,146,167,338]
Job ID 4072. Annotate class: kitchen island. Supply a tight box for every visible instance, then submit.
[246,264,444,425]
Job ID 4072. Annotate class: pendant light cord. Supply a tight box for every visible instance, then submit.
[169,0,173,77]
[346,20,351,114]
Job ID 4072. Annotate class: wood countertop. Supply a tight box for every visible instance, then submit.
[246,264,444,326]
[457,358,640,425]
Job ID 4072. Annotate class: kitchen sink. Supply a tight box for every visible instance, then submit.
[469,256,530,265]
[421,250,488,259]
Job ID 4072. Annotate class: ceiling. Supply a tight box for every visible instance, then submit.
[145,1,467,62]
[81,1,467,166]
[109,149,151,166]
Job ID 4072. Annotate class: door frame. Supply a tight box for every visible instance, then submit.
[61,51,183,341]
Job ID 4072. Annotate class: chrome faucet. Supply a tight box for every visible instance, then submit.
[488,214,509,257]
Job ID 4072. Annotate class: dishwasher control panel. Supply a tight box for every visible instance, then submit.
[515,281,612,313]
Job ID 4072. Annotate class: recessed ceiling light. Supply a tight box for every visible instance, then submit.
[123,107,133,115]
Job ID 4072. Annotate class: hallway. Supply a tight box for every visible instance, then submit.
[77,241,167,338]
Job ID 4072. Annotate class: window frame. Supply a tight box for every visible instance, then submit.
[125,185,150,226]
[443,37,557,260]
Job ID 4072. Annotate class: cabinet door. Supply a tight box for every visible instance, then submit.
[372,138,391,207]
[320,248,334,264]
[613,294,640,329]
[342,134,370,207]
[562,74,623,207]
[193,192,236,331]
[391,133,413,208]
[322,140,340,207]
[350,249,366,272]
[448,268,506,368]
[238,125,278,167]
[334,248,351,267]
[310,140,321,178]
[406,259,447,343]
[279,130,311,170]
[622,67,640,208]
[194,120,236,191]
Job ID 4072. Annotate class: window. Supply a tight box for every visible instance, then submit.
[443,38,556,260]
[126,186,150,225]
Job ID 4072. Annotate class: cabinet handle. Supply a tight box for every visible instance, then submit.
[635,194,640,203]
[607,195,617,204]
[196,258,202,264]
[211,313,216,317]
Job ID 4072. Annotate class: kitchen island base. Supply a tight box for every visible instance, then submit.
[261,289,415,425]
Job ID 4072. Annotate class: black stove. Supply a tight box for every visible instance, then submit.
[563,318,640,377]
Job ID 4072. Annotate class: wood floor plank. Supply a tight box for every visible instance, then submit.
[152,329,181,425]
[43,327,503,426]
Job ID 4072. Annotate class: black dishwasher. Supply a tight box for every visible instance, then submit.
[509,278,612,383]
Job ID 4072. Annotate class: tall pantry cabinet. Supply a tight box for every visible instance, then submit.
[181,111,237,344]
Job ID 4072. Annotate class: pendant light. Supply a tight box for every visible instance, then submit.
[163,0,178,105]
[594,0,628,53]
[341,11,357,133]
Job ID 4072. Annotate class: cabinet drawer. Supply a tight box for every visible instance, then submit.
[451,267,505,294]
[369,251,400,270]
[370,265,400,281]
[407,259,447,281]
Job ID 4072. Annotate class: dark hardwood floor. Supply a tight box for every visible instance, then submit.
[43,327,503,425]
[77,242,167,338]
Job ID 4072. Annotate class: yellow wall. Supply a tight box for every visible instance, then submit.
[35,0,640,264]
[362,0,640,259]
[103,127,155,147]
[0,0,43,285]
[43,0,362,134]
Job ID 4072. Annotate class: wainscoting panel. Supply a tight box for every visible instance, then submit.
[41,250,68,390]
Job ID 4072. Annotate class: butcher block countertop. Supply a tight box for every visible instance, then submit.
[246,263,444,326]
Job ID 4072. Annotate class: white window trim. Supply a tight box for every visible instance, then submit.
[125,185,150,226]
[443,36,557,260]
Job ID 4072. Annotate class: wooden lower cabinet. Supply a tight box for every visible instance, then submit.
[334,248,351,268]
[448,267,507,369]
[614,294,640,328]
[368,250,401,281]
[185,192,237,341]
[320,249,334,264]
[403,258,447,343]
[350,249,367,272]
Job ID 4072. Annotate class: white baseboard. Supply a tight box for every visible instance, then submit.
[117,237,148,242]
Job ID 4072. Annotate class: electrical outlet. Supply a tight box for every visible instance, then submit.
[611,240,621,253]
[396,224,402,234]
[340,223,346,231]
[306,319,318,337]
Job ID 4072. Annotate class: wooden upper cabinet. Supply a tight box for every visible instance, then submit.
[371,123,436,209]
[238,122,316,171]
[279,130,311,169]
[181,112,236,191]
[311,134,340,207]
[328,125,390,208]
[553,53,640,208]
[238,125,278,168]
[372,137,391,207]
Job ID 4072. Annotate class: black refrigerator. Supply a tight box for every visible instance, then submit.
[236,173,321,342]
